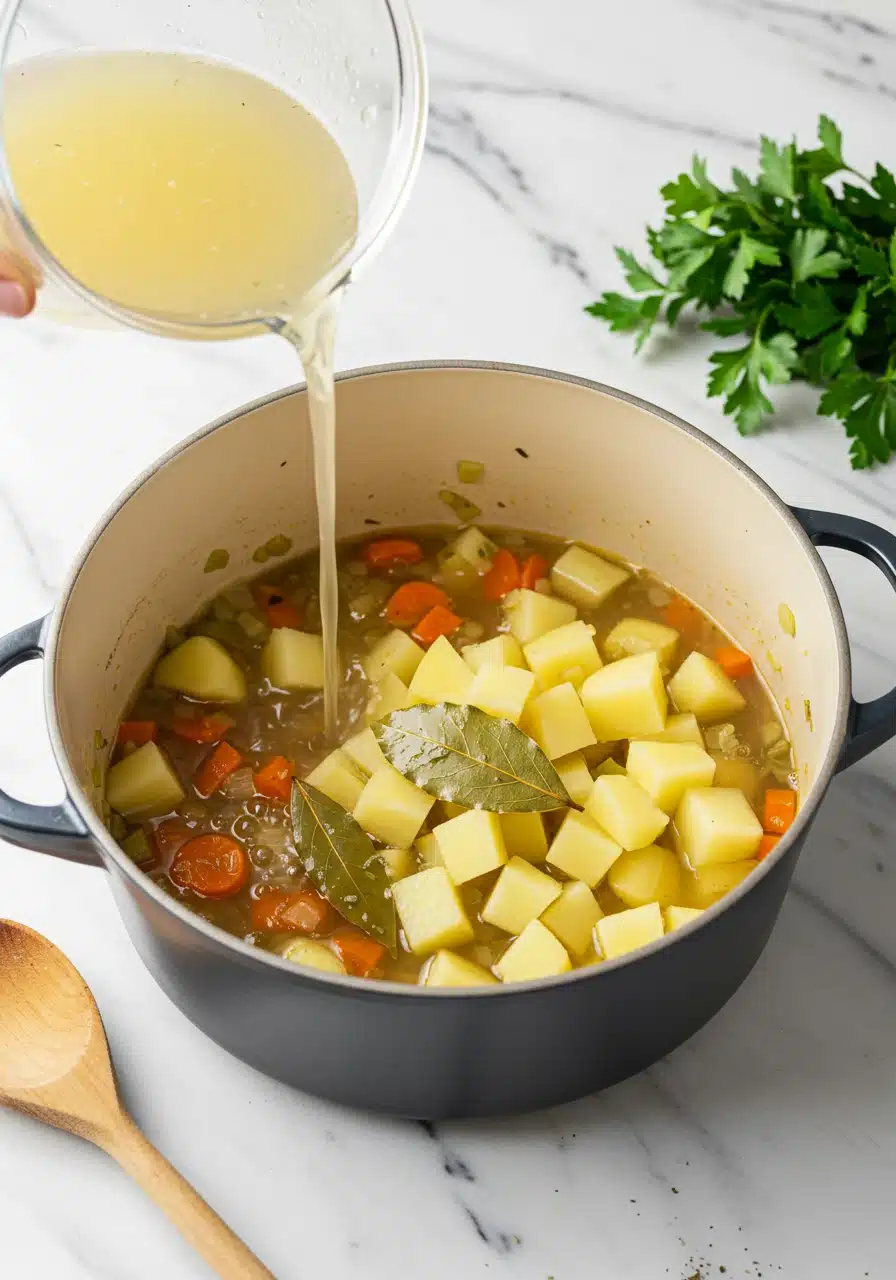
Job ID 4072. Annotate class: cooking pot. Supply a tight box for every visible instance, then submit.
[2,362,894,1119]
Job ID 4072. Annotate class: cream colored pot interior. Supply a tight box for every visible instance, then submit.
[53,365,843,818]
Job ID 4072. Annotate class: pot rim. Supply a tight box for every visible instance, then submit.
[42,360,851,1000]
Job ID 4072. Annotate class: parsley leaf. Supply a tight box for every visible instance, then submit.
[790,229,847,283]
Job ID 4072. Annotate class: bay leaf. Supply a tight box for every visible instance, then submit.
[290,780,398,956]
[374,703,573,813]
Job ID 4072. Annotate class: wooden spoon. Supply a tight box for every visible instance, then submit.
[0,919,275,1279]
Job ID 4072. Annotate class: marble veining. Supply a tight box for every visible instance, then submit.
[0,1,895,1276]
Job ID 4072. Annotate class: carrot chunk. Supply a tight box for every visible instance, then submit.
[170,834,249,898]
[117,721,157,747]
[332,928,387,977]
[520,554,549,590]
[253,755,294,803]
[664,597,702,633]
[482,549,521,601]
[363,538,424,569]
[170,713,234,744]
[250,888,332,934]
[715,646,754,679]
[412,604,463,647]
[252,584,303,630]
[762,789,796,835]
[193,741,243,798]
[757,834,781,860]
[386,581,451,626]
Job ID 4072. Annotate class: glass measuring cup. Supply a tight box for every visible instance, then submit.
[0,0,427,337]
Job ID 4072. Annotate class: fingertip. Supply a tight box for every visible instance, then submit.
[0,279,33,317]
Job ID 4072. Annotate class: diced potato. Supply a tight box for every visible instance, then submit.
[281,938,346,974]
[441,801,467,820]
[495,919,571,982]
[434,810,507,885]
[504,588,577,644]
[106,742,185,820]
[596,902,664,960]
[378,846,413,880]
[415,831,443,868]
[685,859,758,908]
[586,775,669,851]
[554,751,594,806]
[540,881,603,958]
[393,867,475,955]
[523,621,602,691]
[365,673,411,723]
[593,756,626,777]
[462,634,526,672]
[363,628,425,685]
[551,545,630,609]
[546,809,623,887]
[581,652,667,741]
[664,904,704,932]
[482,857,562,935]
[499,811,548,861]
[608,844,682,909]
[523,682,596,760]
[668,651,747,722]
[468,664,536,726]
[625,741,716,813]
[342,727,388,776]
[262,628,325,691]
[450,526,497,568]
[637,713,704,747]
[353,765,435,848]
[408,635,473,705]
[711,756,761,806]
[675,787,763,865]
[424,950,497,987]
[154,635,246,703]
[305,749,367,812]
[602,617,679,669]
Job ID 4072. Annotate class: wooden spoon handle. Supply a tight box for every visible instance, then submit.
[106,1116,275,1279]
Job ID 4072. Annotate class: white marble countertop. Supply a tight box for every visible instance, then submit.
[1,1,895,1277]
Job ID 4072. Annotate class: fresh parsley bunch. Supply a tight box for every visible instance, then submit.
[587,117,896,468]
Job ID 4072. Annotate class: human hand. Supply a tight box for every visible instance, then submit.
[0,251,36,317]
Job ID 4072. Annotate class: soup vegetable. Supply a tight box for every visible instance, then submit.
[104,526,796,986]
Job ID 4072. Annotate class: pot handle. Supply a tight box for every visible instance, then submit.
[791,506,896,770]
[0,618,99,865]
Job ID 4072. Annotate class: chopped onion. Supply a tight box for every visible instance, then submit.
[534,578,553,595]
[647,585,673,608]
[221,767,256,801]
[256,823,292,856]
[761,721,783,748]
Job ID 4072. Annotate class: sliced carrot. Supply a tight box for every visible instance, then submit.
[386,581,451,626]
[757,834,781,860]
[715,646,754,680]
[664,597,701,633]
[412,604,463,647]
[331,928,387,977]
[253,754,294,803]
[252,584,302,630]
[170,713,234,744]
[520,554,549,590]
[170,834,249,898]
[193,741,244,798]
[152,818,193,861]
[117,721,157,747]
[363,538,424,569]
[762,789,796,835]
[250,888,332,934]
[482,549,521,602]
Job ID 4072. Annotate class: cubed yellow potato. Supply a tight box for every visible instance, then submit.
[595,902,664,960]
[711,756,761,806]
[540,880,603,958]
[553,751,594,807]
[637,712,704,747]
[106,742,184,820]
[675,787,763,865]
[581,651,667,741]
[378,846,414,880]
[495,919,572,982]
[468,664,536,726]
[523,682,596,760]
[424,950,497,987]
[593,756,626,777]
[668,651,746,721]
[281,938,346,974]
[154,635,247,703]
[625,741,716,813]
[365,672,412,723]
[262,628,325,691]
[393,867,475,955]
[602,616,680,669]
[586,774,669,851]
[482,857,562,935]
[550,545,630,609]
[342,726,388,776]
[415,831,443,868]
[664,904,705,932]
[462,634,526,672]
[503,588,577,644]
[305,749,367,812]
[408,635,473,705]
[434,809,508,885]
[362,628,425,685]
[685,859,758,908]
[523,621,602,691]
[608,843,682,909]
[499,811,548,861]
[546,809,623,886]
[353,765,435,848]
